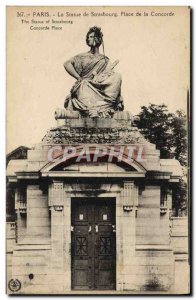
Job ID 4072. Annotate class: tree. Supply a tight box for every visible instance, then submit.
[135,103,173,158]
[135,103,188,216]
[172,178,188,217]
[170,110,187,166]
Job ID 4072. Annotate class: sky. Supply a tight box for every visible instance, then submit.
[6,6,190,153]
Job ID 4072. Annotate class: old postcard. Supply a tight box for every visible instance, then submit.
[6,6,190,295]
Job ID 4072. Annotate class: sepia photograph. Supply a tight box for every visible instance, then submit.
[6,6,190,295]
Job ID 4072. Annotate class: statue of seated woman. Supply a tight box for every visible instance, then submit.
[64,26,124,118]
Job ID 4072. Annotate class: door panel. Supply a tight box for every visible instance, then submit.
[71,198,116,290]
[71,201,93,290]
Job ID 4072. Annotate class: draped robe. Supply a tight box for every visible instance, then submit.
[64,52,123,118]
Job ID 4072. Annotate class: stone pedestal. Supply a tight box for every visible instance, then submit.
[6,113,186,294]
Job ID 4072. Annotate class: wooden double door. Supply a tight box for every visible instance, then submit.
[71,198,116,290]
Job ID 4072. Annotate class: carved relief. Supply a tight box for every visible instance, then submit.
[42,124,149,145]
[121,181,139,212]
[42,129,63,144]
[49,182,64,207]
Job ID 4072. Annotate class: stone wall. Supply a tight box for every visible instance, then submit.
[171,217,189,294]
[7,181,189,294]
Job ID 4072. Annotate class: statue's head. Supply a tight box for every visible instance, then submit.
[86,26,103,48]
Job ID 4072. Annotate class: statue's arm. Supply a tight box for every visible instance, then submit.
[64,58,81,80]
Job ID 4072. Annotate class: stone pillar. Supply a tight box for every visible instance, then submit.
[160,186,172,245]
[135,185,175,291]
[49,182,65,293]
[63,191,71,291]
[136,186,161,245]
[15,187,26,241]
[116,192,123,291]
[49,182,72,293]
[116,181,138,291]
[26,185,49,238]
